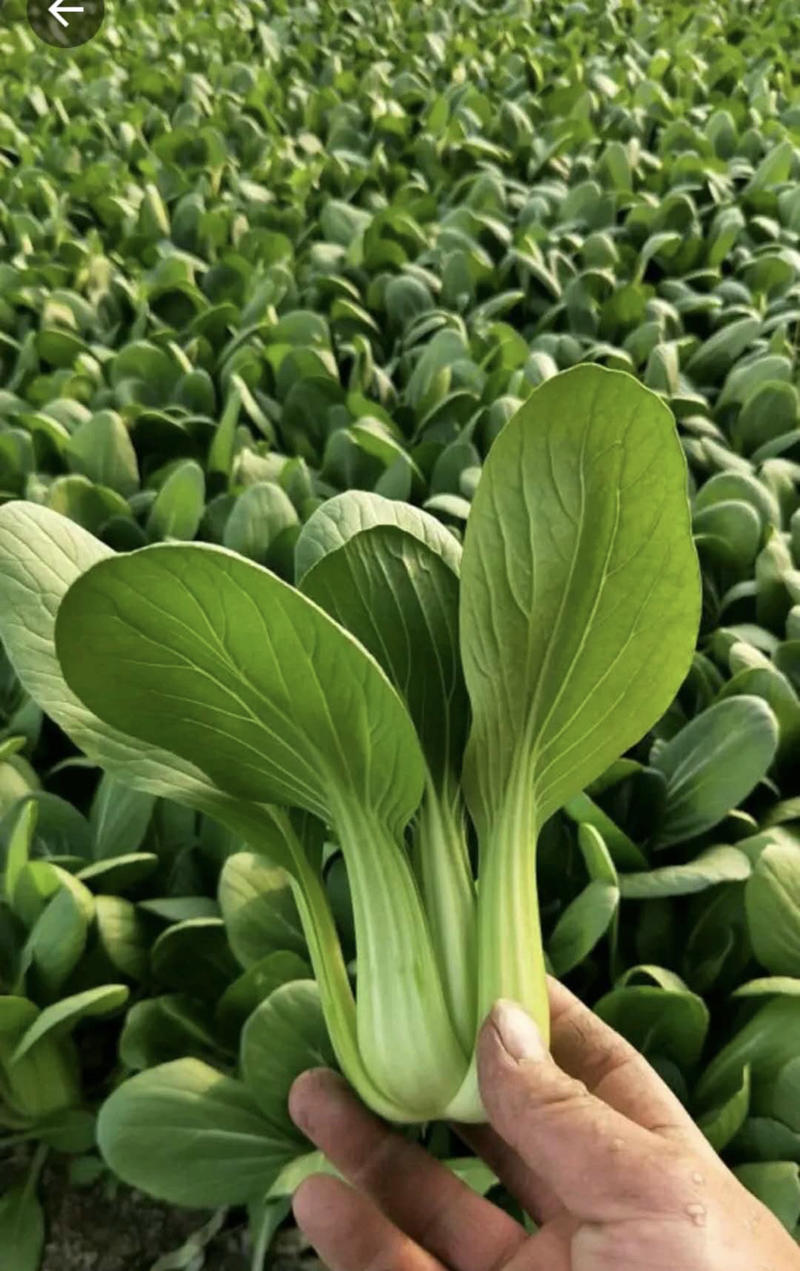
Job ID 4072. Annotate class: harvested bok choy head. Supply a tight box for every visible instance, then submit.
[0,364,700,1123]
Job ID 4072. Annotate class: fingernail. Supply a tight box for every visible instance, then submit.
[491,999,547,1062]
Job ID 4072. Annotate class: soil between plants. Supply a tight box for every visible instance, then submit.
[2,1149,325,1271]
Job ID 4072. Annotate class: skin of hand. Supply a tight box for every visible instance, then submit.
[288,976,800,1271]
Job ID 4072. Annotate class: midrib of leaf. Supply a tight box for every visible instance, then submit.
[518,396,624,810]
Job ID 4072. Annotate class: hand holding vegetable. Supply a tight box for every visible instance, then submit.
[289,977,800,1271]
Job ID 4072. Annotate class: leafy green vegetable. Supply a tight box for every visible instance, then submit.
[40,364,699,1123]
[0,0,799,1241]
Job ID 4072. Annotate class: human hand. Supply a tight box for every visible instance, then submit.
[288,976,800,1271]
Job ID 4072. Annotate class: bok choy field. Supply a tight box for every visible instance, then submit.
[1,0,800,1265]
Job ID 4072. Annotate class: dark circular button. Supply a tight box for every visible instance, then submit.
[27,0,104,47]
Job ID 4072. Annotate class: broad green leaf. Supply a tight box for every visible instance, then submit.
[733,1162,800,1233]
[733,978,800,998]
[24,870,95,994]
[119,995,222,1071]
[733,1118,800,1165]
[687,317,761,383]
[301,524,468,782]
[295,489,461,583]
[97,1059,296,1206]
[461,363,700,832]
[547,880,619,976]
[696,998,800,1112]
[0,1182,44,1271]
[146,460,206,541]
[746,844,800,976]
[223,482,298,565]
[77,853,158,893]
[716,664,800,766]
[652,697,778,845]
[152,918,239,1001]
[241,980,336,1138]
[620,846,751,899]
[697,1063,751,1153]
[66,411,140,497]
[2,798,37,903]
[0,501,299,870]
[45,476,131,535]
[12,985,129,1063]
[89,774,155,860]
[0,996,80,1119]
[594,982,709,1069]
[219,852,306,968]
[95,894,150,979]
[56,542,425,833]
[768,1056,800,1132]
[563,792,646,870]
[216,951,312,1039]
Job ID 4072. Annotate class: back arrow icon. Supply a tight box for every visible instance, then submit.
[48,0,84,25]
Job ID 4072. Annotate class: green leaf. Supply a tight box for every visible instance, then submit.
[746,844,800,976]
[0,1182,44,1271]
[77,853,158,893]
[151,918,239,1001]
[619,846,751,899]
[216,951,312,1039]
[652,697,778,845]
[66,411,140,498]
[687,317,762,383]
[547,880,619,976]
[733,1163,800,1233]
[119,995,222,1071]
[241,980,336,1139]
[56,542,425,833]
[95,895,150,979]
[89,774,155,860]
[0,502,299,870]
[461,363,700,830]
[12,985,129,1063]
[301,524,468,783]
[563,791,646,870]
[149,1210,228,1271]
[696,998,800,1112]
[295,489,461,583]
[768,1056,800,1133]
[45,476,131,535]
[594,982,709,1069]
[3,799,37,904]
[24,871,95,995]
[697,1063,751,1153]
[219,852,306,968]
[223,483,298,565]
[146,461,206,541]
[97,1059,296,1206]
[733,978,800,999]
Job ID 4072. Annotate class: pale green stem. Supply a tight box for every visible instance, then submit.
[445,777,547,1123]
[264,813,410,1123]
[413,778,477,1053]
[331,796,468,1120]
[476,780,547,1041]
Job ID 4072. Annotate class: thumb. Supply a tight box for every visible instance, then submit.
[477,1000,690,1223]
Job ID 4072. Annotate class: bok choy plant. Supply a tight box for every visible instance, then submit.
[0,365,700,1124]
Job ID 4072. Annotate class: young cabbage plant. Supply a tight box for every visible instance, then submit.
[0,365,700,1123]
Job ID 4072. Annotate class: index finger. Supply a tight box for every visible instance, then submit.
[455,976,714,1224]
[547,977,714,1155]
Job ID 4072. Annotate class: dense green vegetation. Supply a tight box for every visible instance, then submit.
[1,0,800,1264]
